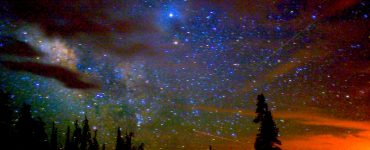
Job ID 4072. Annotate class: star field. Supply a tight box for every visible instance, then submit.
[0,0,369,149]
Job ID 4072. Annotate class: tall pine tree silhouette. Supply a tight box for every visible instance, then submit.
[72,120,82,150]
[34,117,50,149]
[51,122,58,150]
[15,103,49,150]
[81,116,93,150]
[0,90,16,149]
[116,127,124,150]
[91,129,99,150]
[124,131,134,150]
[65,126,71,150]
[253,94,281,150]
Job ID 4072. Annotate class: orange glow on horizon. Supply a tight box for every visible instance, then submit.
[282,131,370,150]
[180,104,370,150]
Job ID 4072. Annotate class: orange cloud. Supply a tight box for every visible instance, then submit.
[282,113,370,150]
[179,104,370,150]
[282,131,370,150]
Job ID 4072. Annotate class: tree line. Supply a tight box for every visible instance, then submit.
[0,89,281,150]
[0,90,144,150]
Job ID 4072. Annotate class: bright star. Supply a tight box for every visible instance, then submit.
[169,13,174,18]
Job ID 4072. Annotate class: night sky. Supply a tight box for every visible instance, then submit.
[0,0,369,149]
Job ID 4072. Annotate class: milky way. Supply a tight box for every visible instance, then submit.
[0,0,369,149]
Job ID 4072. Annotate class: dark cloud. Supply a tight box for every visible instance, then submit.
[4,0,109,36]
[0,36,97,89]
[0,61,98,89]
[2,0,160,58]
[0,36,43,57]
[3,0,156,36]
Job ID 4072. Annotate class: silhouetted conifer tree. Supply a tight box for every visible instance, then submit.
[72,120,82,150]
[0,90,15,149]
[51,122,58,150]
[253,94,281,150]
[124,131,134,150]
[15,104,49,150]
[90,129,99,150]
[15,103,32,150]
[65,126,71,150]
[34,117,50,149]
[116,127,124,150]
[81,116,93,150]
